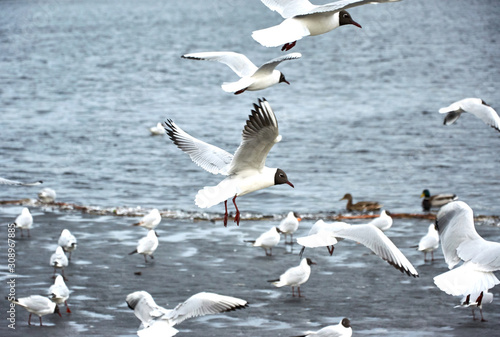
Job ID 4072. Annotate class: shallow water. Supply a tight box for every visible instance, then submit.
[1,0,500,336]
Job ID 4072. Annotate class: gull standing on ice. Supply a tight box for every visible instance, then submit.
[49,274,71,313]
[292,317,353,337]
[252,0,400,51]
[245,226,282,256]
[0,177,42,186]
[297,220,419,277]
[163,98,294,227]
[129,230,159,263]
[13,207,33,237]
[417,223,439,262]
[268,258,316,297]
[439,98,500,132]
[279,211,302,244]
[50,246,69,280]
[58,229,77,260]
[181,51,301,94]
[9,295,61,326]
[368,209,392,231]
[433,201,500,321]
[126,291,248,337]
[132,209,162,230]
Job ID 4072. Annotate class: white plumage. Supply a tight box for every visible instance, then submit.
[49,274,71,313]
[246,226,282,256]
[58,229,77,260]
[279,211,302,243]
[50,246,69,279]
[417,223,439,261]
[182,51,301,94]
[133,209,162,230]
[149,122,166,135]
[269,258,316,297]
[368,209,392,231]
[433,201,500,321]
[297,219,419,277]
[10,295,61,326]
[164,99,294,227]
[126,291,248,337]
[129,230,159,263]
[38,187,56,203]
[439,98,500,132]
[14,207,33,237]
[0,177,42,186]
[294,317,353,337]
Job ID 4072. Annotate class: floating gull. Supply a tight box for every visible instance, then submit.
[164,98,294,227]
[0,177,42,186]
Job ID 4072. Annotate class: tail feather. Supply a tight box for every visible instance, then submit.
[252,19,309,47]
[221,78,253,93]
[132,222,142,226]
[434,263,500,297]
[129,249,137,255]
[195,180,238,209]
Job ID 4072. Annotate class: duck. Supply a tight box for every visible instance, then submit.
[340,193,382,212]
[420,189,457,211]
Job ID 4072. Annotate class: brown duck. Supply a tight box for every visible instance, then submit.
[340,193,382,212]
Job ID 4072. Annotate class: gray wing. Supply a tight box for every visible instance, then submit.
[181,52,258,78]
[164,120,233,175]
[260,0,400,18]
[165,292,248,326]
[229,98,281,174]
[333,224,419,277]
[255,52,302,76]
[0,177,43,186]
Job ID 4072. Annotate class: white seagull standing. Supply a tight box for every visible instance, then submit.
[181,51,301,94]
[0,177,42,186]
[439,98,500,132]
[9,295,61,326]
[279,211,302,244]
[132,209,162,230]
[417,223,439,262]
[149,122,166,135]
[245,226,282,256]
[58,229,77,260]
[297,219,419,277]
[50,246,69,280]
[129,230,159,263]
[163,98,294,227]
[49,274,71,313]
[13,207,33,237]
[433,201,500,321]
[268,257,316,297]
[38,187,56,203]
[292,318,353,337]
[368,209,392,231]
[126,291,248,337]
[252,0,400,51]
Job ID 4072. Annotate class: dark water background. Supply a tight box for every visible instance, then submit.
[1,0,499,336]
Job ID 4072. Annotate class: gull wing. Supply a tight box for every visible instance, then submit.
[296,231,338,248]
[467,102,500,132]
[333,224,419,277]
[254,52,302,76]
[229,98,281,174]
[181,52,258,78]
[126,291,168,328]
[165,292,248,327]
[435,201,483,269]
[260,0,400,18]
[164,120,233,175]
[0,177,42,186]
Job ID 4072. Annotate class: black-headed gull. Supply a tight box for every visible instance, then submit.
[49,274,71,313]
[38,187,56,203]
[50,246,69,280]
[279,211,302,244]
[417,223,439,262]
[420,189,457,211]
[292,317,352,337]
[297,220,419,277]
[268,257,316,297]
[245,226,282,256]
[0,177,42,186]
[132,209,161,230]
[455,290,494,322]
[181,51,301,94]
[9,295,61,326]
[149,122,166,135]
[13,207,33,237]
[126,291,248,337]
[129,230,159,263]
[252,0,400,51]
[164,98,294,227]
[439,98,500,132]
[433,201,500,321]
[340,193,382,212]
[368,209,392,231]
[58,229,77,260]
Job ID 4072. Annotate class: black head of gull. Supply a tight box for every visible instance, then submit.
[279,73,290,85]
[274,168,294,187]
[338,10,362,29]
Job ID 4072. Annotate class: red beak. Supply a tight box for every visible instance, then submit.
[287,181,294,188]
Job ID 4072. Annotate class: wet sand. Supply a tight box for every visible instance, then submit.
[0,205,499,336]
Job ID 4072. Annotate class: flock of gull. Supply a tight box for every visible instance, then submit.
[3,0,500,336]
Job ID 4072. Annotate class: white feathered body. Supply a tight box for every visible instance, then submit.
[14,207,33,229]
[11,295,57,317]
[134,209,161,230]
[137,230,159,256]
[49,275,70,304]
[253,227,281,248]
[273,258,312,287]
[50,246,69,268]
[58,229,77,253]
[279,211,300,235]
[418,224,439,253]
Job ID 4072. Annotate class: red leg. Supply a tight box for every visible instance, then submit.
[66,300,71,313]
[28,313,32,325]
[232,195,240,226]
[281,41,296,51]
[298,286,303,298]
[39,316,43,326]
[292,286,295,297]
[327,246,335,256]
[223,200,228,227]
[234,88,247,95]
